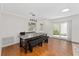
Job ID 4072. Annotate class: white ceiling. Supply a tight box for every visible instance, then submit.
[1,3,79,19]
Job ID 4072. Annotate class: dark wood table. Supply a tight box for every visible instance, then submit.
[19,33,48,53]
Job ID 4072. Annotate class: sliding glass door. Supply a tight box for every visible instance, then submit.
[60,22,68,39]
[53,22,68,39]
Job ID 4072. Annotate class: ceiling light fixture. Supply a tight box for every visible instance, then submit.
[62,8,70,12]
[29,12,35,16]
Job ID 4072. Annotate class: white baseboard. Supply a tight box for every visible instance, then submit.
[2,41,19,48]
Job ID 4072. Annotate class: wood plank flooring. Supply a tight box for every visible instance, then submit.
[2,38,77,56]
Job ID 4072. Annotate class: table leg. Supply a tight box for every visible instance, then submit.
[20,38,22,47]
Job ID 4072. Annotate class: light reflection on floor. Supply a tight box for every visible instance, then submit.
[1,38,79,56]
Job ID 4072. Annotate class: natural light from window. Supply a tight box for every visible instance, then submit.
[53,22,68,39]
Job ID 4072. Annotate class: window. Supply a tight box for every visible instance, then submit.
[53,22,68,39]
[60,22,67,36]
[53,23,60,35]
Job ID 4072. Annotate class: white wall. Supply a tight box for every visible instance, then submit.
[35,19,52,37]
[1,13,27,36]
[72,14,79,43]
[43,20,53,37]
[0,12,28,47]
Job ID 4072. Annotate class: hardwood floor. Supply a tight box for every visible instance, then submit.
[2,38,76,56]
